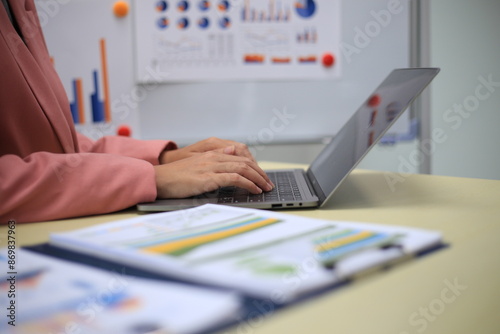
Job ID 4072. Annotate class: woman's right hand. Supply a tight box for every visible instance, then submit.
[153,150,273,199]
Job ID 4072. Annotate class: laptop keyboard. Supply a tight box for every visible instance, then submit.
[217,171,303,204]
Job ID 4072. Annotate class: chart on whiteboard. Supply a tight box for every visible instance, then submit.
[133,0,341,82]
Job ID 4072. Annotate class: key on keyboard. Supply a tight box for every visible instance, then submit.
[217,171,302,204]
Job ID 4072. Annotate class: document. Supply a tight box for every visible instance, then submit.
[50,204,442,301]
[0,248,241,334]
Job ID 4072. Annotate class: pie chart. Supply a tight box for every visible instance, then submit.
[199,0,210,11]
[218,0,230,11]
[198,17,210,29]
[177,17,189,29]
[156,0,168,12]
[178,0,189,12]
[219,16,231,29]
[295,0,316,18]
[157,17,169,29]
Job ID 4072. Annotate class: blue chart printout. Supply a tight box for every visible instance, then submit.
[134,0,341,82]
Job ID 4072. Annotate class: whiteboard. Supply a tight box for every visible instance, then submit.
[36,0,412,145]
[36,0,142,139]
[138,0,412,145]
[133,0,342,82]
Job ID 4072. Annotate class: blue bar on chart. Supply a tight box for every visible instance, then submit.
[69,79,80,124]
[91,70,105,123]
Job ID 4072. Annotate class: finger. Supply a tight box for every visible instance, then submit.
[233,142,257,162]
[209,140,254,159]
[217,160,273,192]
[212,173,264,195]
[242,159,274,189]
[202,151,274,190]
[222,145,236,155]
[206,138,258,163]
[213,145,238,157]
[201,137,233,152]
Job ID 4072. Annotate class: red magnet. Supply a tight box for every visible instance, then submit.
[368,94,381,107]
[322,53,335,67]
[117,125,131,137]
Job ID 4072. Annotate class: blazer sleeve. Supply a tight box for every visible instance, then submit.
[0,151,156,224]
[0,137,177,224]
[76,133,178,165]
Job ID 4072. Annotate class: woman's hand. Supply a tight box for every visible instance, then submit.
[154,150,274,199]
[159,137,257,164]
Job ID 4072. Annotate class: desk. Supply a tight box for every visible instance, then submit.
[2,162,500,334]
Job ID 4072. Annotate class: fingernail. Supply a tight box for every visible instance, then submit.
[266,182,273,191]
[223,146,235,154]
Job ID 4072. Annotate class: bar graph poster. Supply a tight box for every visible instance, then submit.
[134,0,341,82]
[36,0,141,139]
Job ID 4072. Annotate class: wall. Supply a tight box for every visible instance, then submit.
[267,0,500,181]
[429,0,500,180]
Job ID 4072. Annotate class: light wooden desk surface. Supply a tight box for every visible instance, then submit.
[2,162,500,334]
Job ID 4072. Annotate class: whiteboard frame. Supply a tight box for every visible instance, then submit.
[410,0,432,174]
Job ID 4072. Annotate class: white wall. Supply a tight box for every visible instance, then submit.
[429,0,500,180]
[265,0,500,181]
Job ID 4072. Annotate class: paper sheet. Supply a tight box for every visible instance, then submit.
[134,0,342,82]
[0,249,240,334]
[50,204,442,301]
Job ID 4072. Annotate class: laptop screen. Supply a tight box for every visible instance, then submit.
[306,68,440,204]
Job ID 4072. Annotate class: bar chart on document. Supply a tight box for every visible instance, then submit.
[134,0,342,82]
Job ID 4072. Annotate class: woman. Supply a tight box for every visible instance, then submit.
[0,0,272,223]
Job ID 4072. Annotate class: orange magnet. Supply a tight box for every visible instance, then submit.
[113,1,129,18]
[322,53,335,67]
[117,125,131,137]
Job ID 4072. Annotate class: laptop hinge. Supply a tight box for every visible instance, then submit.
[305,169,326,203]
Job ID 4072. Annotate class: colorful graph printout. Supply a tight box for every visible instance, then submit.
[133,0,341,82]
[0,249,240,334]
[50,205,442,300]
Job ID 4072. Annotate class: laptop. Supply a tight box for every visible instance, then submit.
[138,68,440,212]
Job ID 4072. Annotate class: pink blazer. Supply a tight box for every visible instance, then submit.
[0,0,176,223]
